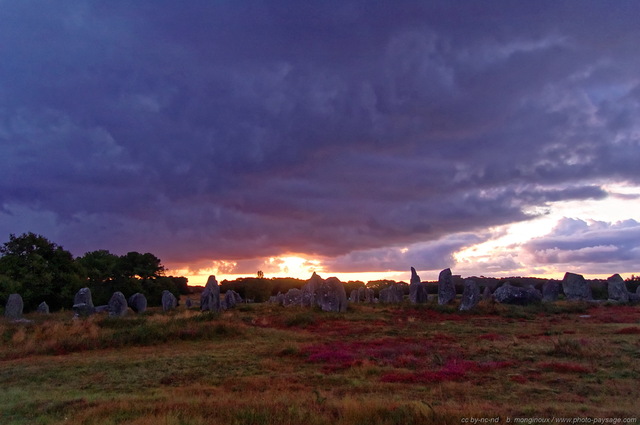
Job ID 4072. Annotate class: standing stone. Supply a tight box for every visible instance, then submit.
[301,272,324,307]
[276,292,285,306]
[316,277,348,312]
[4,294,24,319]
[482,286,492,300]
[409,267,427,304]
[459,280,481,311]
[379,284,404,304]
[185,297,193,308]
[365,287,375,303]
[562,272,593,301]
[542,280,561,302]
[358,287,375,303]
[493,283,542,305]
[161,290,177,312]
[200,275,221,312]
[74,287,93,307]
[438,268,456,305]
[73,287,95,317]
[349,289,359,303]
[632,286,640,303]
[37,301,50,314]
[222,290,242,310]
[283,288,302,306]
[108,292,128,317]
[128,293,147,313]
[607,274,630,303]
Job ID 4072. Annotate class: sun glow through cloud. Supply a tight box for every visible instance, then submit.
[166,185,640,286]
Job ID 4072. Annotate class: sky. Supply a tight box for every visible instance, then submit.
[1,1,639,285]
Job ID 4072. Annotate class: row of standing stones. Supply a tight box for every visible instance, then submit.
[2,276,244,321]
[271,268,640,312]
[4,269,639,321]
[269,272,349,312]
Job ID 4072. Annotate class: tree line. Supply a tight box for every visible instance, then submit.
[0,232,188,312]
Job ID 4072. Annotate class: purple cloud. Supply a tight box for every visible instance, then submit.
[1,2,639,276]
[525,218,640,272]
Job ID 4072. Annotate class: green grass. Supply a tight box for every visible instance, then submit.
[0,302,639,424]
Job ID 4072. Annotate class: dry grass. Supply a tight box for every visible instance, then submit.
[1,301,639,424]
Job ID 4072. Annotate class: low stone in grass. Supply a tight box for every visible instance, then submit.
[542,280,561,302]
[108,291,128,317]
[493,283,542,305]
[200,275,221,312]
[222,290,242,310]
[73,303,95,317]
[4,294,24,319]
[162,290,178,312]
[459,280,481,311]
[128,293,147,313]
[438,268,456,305]
[562,272,593,301]
[95,305,109,313]
[37,301,50,314]
[607,274,630,303]
[409,267,427,304]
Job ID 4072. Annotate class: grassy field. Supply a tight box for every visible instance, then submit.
[1,299,639,425]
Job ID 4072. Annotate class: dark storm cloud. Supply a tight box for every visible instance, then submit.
[1,1,639,271]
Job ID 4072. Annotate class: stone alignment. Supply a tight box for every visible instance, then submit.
[493,283,542,305]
